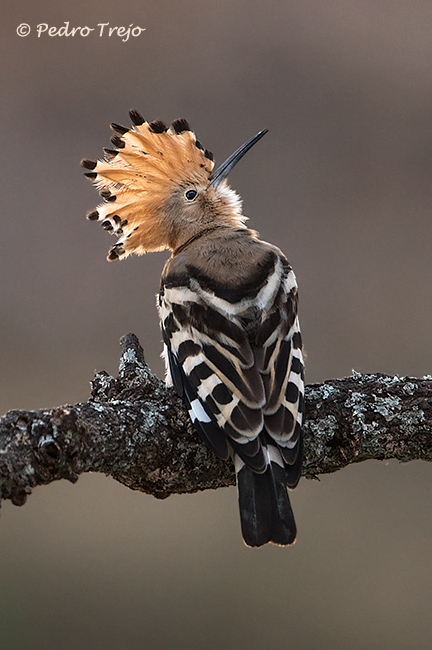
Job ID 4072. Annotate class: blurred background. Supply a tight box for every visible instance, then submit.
[2,1,432,648]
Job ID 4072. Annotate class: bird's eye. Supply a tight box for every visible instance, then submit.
[185,189,197,201]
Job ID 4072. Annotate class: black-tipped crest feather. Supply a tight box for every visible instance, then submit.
[81,159,97,170]
[110,123,129,135]
[129,109,145,126]
[110,134,125,149]
[103,147,119,158]
[149,120,168,133]
[171,118,190,134]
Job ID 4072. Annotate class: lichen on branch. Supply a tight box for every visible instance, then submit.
[0,333,431,508]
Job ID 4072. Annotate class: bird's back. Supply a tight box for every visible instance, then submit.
[159,226,304,545]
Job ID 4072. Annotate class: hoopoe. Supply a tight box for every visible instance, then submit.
[81,110,304,546]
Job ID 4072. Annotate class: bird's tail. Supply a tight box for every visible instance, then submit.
[235,451,297,547]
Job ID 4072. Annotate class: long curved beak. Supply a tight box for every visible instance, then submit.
[208,129,268,187]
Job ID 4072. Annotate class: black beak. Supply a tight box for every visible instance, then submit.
[208,129,268,187]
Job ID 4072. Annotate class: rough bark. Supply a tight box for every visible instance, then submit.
[0,333,431,508]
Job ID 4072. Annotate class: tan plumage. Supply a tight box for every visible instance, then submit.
[83,110,304,547]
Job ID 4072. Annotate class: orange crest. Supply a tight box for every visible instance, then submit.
[81,111,215,259]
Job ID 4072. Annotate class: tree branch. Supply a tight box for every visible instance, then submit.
[1,333,431,508]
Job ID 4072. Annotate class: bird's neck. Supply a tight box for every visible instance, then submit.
[172,224,237,256]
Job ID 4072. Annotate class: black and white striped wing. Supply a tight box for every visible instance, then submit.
[159,286,268,472]
[257,275,304,487]
[158,262,304,482]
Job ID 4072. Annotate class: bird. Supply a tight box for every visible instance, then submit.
[81,110,305,546]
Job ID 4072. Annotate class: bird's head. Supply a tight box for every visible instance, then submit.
[81,110,267,260]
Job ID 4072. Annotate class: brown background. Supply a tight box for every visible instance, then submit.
[2,1,432,648]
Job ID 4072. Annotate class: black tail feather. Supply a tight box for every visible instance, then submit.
[237,460,297,547]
